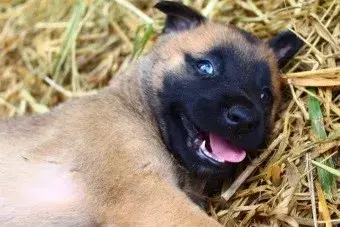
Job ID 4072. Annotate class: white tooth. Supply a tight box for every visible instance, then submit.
[199,140,206,150]
[200,142,211,157]
[199,140,224,163]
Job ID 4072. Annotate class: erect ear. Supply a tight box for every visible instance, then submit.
[154,1,206,34]
[268,31,304,69]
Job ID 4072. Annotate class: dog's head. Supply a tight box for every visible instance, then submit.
[142,1,303,179]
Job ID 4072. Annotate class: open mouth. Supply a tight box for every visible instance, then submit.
[179,112,246,165]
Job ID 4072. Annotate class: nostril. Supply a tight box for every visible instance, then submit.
[226,105,258,133]
[227,111,241,123]
[226,106,250,124]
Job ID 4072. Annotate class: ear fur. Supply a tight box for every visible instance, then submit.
[154,1,206,34]
[268,30,304,68]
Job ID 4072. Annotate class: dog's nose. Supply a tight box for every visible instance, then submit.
[226,105,258,134]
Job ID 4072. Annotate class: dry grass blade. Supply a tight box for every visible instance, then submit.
[114,0,153,24]
[285,67,340,78]
[316,182,332,227]
[0,0,339,226]
[306,154,318,227]
[309,13,340,52]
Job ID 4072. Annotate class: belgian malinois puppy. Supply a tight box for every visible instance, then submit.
[0,1,303,226]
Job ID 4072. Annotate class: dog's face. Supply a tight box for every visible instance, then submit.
[144,1,303,179]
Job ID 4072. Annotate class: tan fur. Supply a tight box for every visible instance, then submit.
[0,22,280,226]
[0,81,221,226]
[267,51,282,126]
[157,24,269,64]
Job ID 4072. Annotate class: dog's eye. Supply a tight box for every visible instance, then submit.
[196,60,214,76]
[261,87,272,104]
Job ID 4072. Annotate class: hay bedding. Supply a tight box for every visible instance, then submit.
[0,0,339,226]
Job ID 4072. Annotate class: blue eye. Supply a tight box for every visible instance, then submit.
[196,60,214,76]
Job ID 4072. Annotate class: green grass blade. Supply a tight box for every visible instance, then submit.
[42,1,87,104]
[52,1,87,81]
[132,24,144,58]
[311,160,340,177]
[308,89,326,139]
[308,88,335,200]
[132,23,154,59]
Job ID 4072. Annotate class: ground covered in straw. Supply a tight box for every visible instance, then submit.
[0,0,339,226]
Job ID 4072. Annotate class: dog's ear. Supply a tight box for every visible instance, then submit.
[154,1,206,34]
[268,31,304,68]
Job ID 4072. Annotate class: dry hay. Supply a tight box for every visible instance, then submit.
[0,0,339,226]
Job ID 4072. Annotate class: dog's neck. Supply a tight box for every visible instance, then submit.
[109,62,155,122]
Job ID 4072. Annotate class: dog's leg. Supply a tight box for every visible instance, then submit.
[73,137,221,227]
[88,173,221,226]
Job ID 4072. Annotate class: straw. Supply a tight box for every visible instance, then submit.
[0,0,339,225]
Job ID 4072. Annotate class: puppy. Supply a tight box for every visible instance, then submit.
[0,1,303,226]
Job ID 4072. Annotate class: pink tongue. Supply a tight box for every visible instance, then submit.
[209,133,246,163]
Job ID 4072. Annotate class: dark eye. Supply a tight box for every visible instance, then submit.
[261,87,272,104]
[196,60,214,76]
